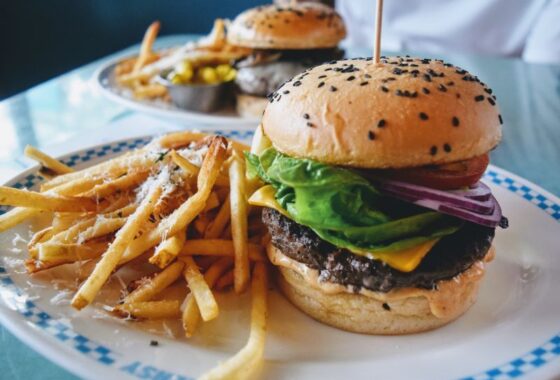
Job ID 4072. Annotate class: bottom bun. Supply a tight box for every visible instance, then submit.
[236,93,268,118]
[274,245,494,335]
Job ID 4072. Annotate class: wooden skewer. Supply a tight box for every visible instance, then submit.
[373,0,384,64]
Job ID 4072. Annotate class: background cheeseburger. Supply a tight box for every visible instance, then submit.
[227,2,346,117]
[246,56,508,335]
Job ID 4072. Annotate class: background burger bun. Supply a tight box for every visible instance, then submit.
[236,93,268,118]
[274,244,494,335]
[263,57,503,169]
[228,3,346,49]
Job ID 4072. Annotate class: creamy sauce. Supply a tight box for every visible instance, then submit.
[268,243,495,319]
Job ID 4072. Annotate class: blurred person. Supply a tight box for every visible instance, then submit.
[336,0,560,64]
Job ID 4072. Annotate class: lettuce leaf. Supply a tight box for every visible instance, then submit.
[246,148,462,253]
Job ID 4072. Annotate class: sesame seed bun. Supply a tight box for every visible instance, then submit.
[228,3,346,50]
[271,244,495,335]
[262,57,503,169]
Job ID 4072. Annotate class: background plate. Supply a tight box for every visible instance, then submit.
[94,57,261,128]
[0,132,559,380]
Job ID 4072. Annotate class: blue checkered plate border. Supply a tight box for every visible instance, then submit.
[0,133,558,380]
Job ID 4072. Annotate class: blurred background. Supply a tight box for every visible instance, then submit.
[0,0,267,99]
[2,0,559,100]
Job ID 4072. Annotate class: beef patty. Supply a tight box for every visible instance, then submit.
[262,208,494,293]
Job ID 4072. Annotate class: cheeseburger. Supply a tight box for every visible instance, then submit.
[227,2,346,117]
[246,56,508,334]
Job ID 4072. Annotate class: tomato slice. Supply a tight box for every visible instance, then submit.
[378,154,490,190]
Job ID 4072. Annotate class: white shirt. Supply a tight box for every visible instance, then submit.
[337,0,560,64]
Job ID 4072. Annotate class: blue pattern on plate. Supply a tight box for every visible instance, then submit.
[0,134,558,379]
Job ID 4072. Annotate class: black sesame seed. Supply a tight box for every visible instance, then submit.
[452,116,460,127]
[419,112,429,120]
[447,81,455,86]
[487,97,496,106]
[365,73,372,79]
[303,113,310,119]
[485,88,493,94]
[150,340,159,347]
[318,75,327,79]
[474,95,484,102]
[347,75,355,81]
[318,82,325,88]
[283,90,290,94]
[393,68,403,75]
[499,114,503,124]
[330,86,337,92]
[293,81,302,87]
[360,81,369,86]
[306,122,315,128]
[382,303,391,311]
[423,74,432,82]
[422,87,430,94]
[443,143,452,153]
[430,146,438,155]
[438,84,447,92]
[377,119,386,128]
[380,86,389,92]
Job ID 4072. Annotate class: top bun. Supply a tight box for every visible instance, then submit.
[228,3,346,49]
[262,57,503,169]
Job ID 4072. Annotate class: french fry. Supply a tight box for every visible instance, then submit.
[193,214,211,236]
[181,294,200,337]
[229,151,250,293]
[199,262,268,380]
[182,257,232,337]
[204,195,230,238]
[78,217,126,242]
[171,150,229,187]
[0,187,98,212]
[84,171,149,198]
[180,239,265,261]
[24,145,74,175]
[28,227,54,250]
[36,241,108,263]
[182,256,218,321]
[113,300,180,320]
[119,136,227,265]
[25,242,108,273]
[52,213,86,233]
[149,227,187,268]
[49,218,96,243]
[102,203,137,218]
[132,21,161,74]
[215,269,234,291]
[41,151,152,191]
[134,84,167,99]
[0,208,43,233]
[203,191,220,212]
[160,131,250,153]
[72,183,162,310]
[125,261,185,303]
[170,150,199,178]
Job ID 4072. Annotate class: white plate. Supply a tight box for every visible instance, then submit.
[93,58,261,128]
[1,132,559,380]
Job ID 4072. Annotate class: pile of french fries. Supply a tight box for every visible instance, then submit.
[115,20,251,100]
[1,132,268,379]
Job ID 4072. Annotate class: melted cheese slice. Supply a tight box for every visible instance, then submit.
[248,185,439,272]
